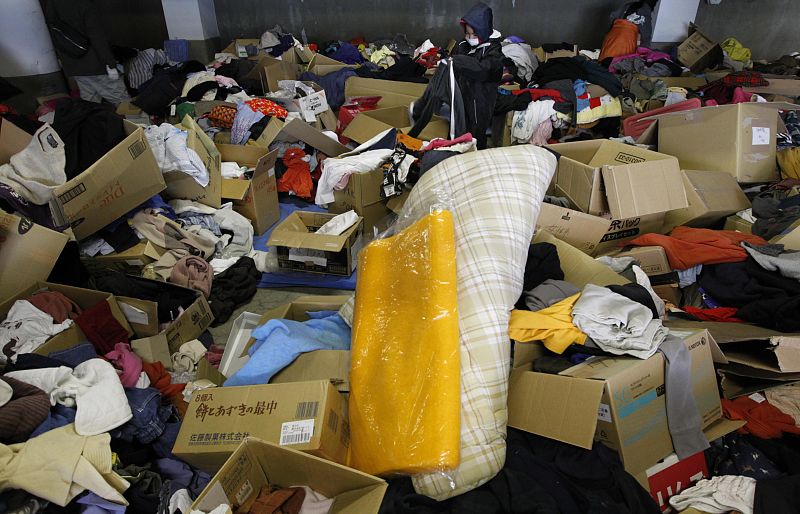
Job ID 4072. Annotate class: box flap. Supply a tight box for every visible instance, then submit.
[601,158,687,219]
[164,115,222,208]
[344,77,427,109]
[533,231,629,287]
[217,143,269,167]
[268,212,360,252]
[507,368,606,449]
[536,203,611,256]
[256,118,348,157]
[221,179,251,200]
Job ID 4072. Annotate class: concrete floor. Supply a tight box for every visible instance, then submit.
[208,287,353,345]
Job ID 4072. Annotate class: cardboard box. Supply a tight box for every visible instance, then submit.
[547,140,687,219]
[613,246,671,276]
[164,115,222,208]
[342,106,449,145]
[532,230,629,288]
[191,438,386,514]
[344,77,428,109]
[80,241,165,275]
[0,213,69,304]
[653,282,682,305]
[255,117,349,157]
[655,103,798,183]
[663,170,751,231]
[0,281,133,355]
[536,203,666,257]
[507,329,722,474]
[328,163,397,236]
[743,78,800,98]
[221,39,262,59]
[173,380,350,471]
[723,214,753,234]
[252,55,303,93]
[217,144,280,234]
[676,26,720,73]
[0,119,165,241]
[268,211,363,276]
[771,220,800,250]
[635,419,745,512]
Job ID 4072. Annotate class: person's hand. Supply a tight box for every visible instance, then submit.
[106,65,119,80]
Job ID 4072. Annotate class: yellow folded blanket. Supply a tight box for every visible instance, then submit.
[508,293,587,354]
[349,211,460,476]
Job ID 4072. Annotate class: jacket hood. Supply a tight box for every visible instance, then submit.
[461,2,493,43]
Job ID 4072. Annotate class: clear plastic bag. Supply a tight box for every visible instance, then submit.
[348,206,460,476]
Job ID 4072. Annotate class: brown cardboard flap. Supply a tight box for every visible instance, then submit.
[272,350,352,391]
[0,118,34,163]
[507,368,605,449]
[344,77,427,109]
[164,115,222,208]
[221,179,250,200]
[601,159,687,219]
[533,231,629,287]
[256,118,348,157]
[268,212,361,252]
[116,296,159,338]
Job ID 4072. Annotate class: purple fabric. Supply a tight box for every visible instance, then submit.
[48,343,98,368]
[155,458,211,496]
[506,35,526,44]
[608,47,673,71]
[231,103,264,145]
[77,492,126,514]
[331,43,365,64]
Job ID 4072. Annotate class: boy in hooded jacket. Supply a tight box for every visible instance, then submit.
[451,2,504,149]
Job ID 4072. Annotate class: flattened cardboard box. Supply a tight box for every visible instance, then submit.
[173,380,350,472]
[80,241,165,275]
[547,140,686,219]
[191,438,386,514]
[771,219,800,251]
[507,329,721,475]
[268,211,364,276]
[0,118,165,240]
[0,213,69,304]
[164,115,222,208]
[537,202,666,257]
[0,282,133,355]
[342,106,449,146]
[217,144,280,234]
[663,170,751,232]
[655,103,799,183]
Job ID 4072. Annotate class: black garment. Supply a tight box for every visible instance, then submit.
[47,241,91,288]
[118,464,164,514]
[706,433,784,479]
[51,99,126,180]
[746,434,800,475]
[752,191,800,239]
[248,116,273,141]
[185,81,220,102]
[42,0,116,77]
[543,79,579,119]
[208,257,261,326]
[516,243,564,309]
[99,223,139,253]
[3,354,69,373]
[493,91,533,115]
[450,30,503,148]
[89,270,198,324]
[1,113,43,135]
[754,475,800,514]
[0,77,22,102]
[541,42,576,53]
[418,150,458,178]
[533,57,623,98]
[132,61,204,115]
[533,355,575,374]
[408,61,467,141]
[354,56,428,83]
[379,428,660,514]
[608,283,659,319]
[110,438,158,468]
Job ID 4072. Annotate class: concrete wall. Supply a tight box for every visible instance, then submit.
[213,0,798,60]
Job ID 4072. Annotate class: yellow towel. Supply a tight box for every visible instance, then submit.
[508,294,587,354]
[349,211,460,476]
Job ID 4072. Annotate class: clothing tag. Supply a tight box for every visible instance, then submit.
[170,104,177,116]
[280,419,315,445]
[597,403,612,423]
[119,302,149,326]
[288,248,327,267]
[749,392,767,403]
[752,127,770,145]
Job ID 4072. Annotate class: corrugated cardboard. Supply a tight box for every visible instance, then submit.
[191,438,386,514]
[342,106,449,145]
[663,170,751,231]
[251,55,303,93]
[653,282,682,306]
[536,203,666,257]
[255,117,349,157]
[743,78,800,97]
[268,212,363,276]
[613,246,672,276]
[676,26,720,73]
[221,39,262,59]
[0,118,165,241]
[80,241,165,275]
[217,145,280,234]
[547,140,686,219]
[532,231,629,287]
[723,214,753,234]
[771,220,800,250]
[164,115,222,208]
[0,282,133,355]
[655,103,799,183]
[173,380,350,471]
[0,213,69,304]
[508,329,721,475]
[344,77,428,109]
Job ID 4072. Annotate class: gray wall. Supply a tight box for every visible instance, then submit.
[213,0,799,60]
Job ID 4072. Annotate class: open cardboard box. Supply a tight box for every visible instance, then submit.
[611,245,672,276]
[0,118,165,241]
[662,170,751,232]
[0,212,69,304]
[255,117,349,157]
[344,77,428,109]
[221,38,262,59]
[507,328,722,475]
[547,140,687,219]
[268,212,364,276]
[164,115,222,208]
[342,106,449,145]
[217,295,352,391]
[191,437,386,514]
[217,144,280,234]
[173,380,350,471]
[0,281,133,356]
[676,25,721,73]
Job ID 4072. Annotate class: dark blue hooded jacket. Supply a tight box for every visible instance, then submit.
[452,2,504,149]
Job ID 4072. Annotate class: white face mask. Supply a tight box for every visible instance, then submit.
[466,36,480,47]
